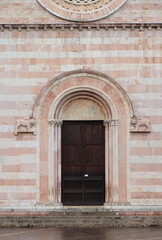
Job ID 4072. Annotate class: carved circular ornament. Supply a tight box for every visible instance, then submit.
[36,0,127,22]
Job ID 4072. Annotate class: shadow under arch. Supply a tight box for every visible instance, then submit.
[33,69,134,206]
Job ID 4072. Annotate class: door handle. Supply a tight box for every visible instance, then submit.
[84,174,88,177]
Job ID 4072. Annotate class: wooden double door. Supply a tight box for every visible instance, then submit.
[61,121,105,205]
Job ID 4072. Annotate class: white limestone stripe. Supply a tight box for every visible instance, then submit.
[0,125,14,132]
[121,11,162,17]
[1,37,161,45]
[6,200,38,206]
[60,65,87,71]
[0,50,162,59]
[7,200,38,205]
[23,64,162,72]
[131,186,162,192]
[0,141,37,148]
[0,173,38,179]
[130,141,162,148]
[0,34,159,44]
[130,156,162,163]
[0,110,32,116]
[0,78,162,86]
[150,125,162,132]
[60,64,162,72]
[130,93,162,100]
[138,109,162,115]
[131,199,162,205]
[131,172,162,178]
[0,186,38,193]
[0,155,37,165]
[0,78,48,86]
[119,78,162,85]
[125,11,162,18]
[0,95,34,101]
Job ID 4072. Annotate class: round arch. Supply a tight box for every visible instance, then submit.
[33,70,134,206]
[49,86,118,120]
[32,69,134,119]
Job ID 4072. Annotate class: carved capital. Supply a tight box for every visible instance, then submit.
[130,116,151,133]
[109,119,118,127]
[104,119,118,127]
[103,120,109,127]
[14,117,36,135]
[48,119,62,126]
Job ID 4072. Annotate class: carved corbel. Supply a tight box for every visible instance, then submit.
[14,117,36,135]
[130,115,151,133]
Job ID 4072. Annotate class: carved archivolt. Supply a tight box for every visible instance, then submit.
[64,0,101,5]
[14,117,36,135]
[54,0,112,12]
[36,0,128,22]
[32,69,134,119]
[130,116,151,133]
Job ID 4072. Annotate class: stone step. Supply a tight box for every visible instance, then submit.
[0,210,162,227]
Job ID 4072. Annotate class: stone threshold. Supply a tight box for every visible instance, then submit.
[1,205,162,212]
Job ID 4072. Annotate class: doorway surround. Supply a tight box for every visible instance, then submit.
[32,69,134,206]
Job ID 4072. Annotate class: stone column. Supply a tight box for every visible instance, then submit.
[109,119,119,203]
[103,120,109,205]
[104,119,119,206]
[48,119,62,205]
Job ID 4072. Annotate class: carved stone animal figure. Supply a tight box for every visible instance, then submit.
[15,118,35,133]
[131,117,150,131]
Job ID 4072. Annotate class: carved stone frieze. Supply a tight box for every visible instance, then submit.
[109,119,119,127]
[130,116,151,133]
[14,117,36,135]
[0,24,162,31]
[48,119,63,126]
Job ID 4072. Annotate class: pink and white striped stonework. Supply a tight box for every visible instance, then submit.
[0,0,162,214]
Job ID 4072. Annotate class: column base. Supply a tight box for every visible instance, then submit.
[104,202,131,206]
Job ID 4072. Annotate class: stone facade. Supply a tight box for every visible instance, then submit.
[0,0,162,215]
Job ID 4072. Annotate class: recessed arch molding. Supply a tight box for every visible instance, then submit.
[32,69,134,206]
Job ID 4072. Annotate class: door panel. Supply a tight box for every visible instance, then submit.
[62,121,105,205]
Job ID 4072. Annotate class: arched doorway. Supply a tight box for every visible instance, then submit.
[32,70,134,206]
[60,96,108,206]
[48,87,118,206]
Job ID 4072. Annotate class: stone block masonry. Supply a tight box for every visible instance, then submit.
[1,209,162,227]
[0,0,162,218]
[0,0,162,24]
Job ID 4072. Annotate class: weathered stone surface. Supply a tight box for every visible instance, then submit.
[0,0,162,213]
[1,210,162,227]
